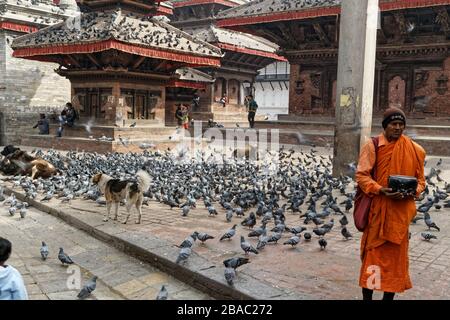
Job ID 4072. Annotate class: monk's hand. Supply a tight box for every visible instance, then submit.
[380,187,404,200]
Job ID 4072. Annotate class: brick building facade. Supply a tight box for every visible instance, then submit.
[218,0,450,120]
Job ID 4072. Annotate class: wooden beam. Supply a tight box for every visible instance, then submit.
[254,27,288,47]
[313,23,331,46]
[154,60,167,72]
[132,56,147,69]
[86,53,101,68]
[67,54,81,68]
[276,22,299,47]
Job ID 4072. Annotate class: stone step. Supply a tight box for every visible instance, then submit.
[254,120,450,137]
[48,124,179,139]
[21,134,184,154]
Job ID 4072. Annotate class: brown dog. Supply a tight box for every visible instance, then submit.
[91,170,151,224]
[0,150,57,179]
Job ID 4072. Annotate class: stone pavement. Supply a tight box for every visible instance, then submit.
[2,146,450,300]
[0,204,211,300]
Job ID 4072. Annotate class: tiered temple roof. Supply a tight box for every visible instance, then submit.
[194,25,283,60]
[217,0,450,27]
[170,0,247,8]
[0,0,78,33]
[12,8,223,66]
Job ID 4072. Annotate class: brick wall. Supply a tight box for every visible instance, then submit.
[0,30,70,145]
[289,57,450,118]
[414,57,450,116]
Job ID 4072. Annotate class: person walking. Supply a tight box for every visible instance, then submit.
[355,107,426,300]
[246,95,258,128]
[0,237,28,300]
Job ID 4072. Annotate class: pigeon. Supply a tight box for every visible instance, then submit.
[424,213,440,231]
[156,285,168,300]
[176,247,191,264]
[313,227,328,237]
[240,236,258,255]
[58,247,74,265]
[181,206,190,217]
[341,227,353,240]
[303,232,312,241]
[283,236,300,247]
[319,238,327,250]
[40,241,49,261]
[267,232,282,244]
[223,257,250,270]
[220,225,237,241]
[241,212,256,229]
[287,226,306,235]
[224,267,236,286]
[77,276,97,299]
[129,122,137,127]
[225,209,233,222]
[248,223,267,238]
[19,208,27,219]
[197,232,214,244]
[339,215,349,227]
[421,232,437,241]
[179,232,198,248]
[254,234,268,250]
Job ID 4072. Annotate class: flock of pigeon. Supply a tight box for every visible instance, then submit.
[12,8,222,59]
[0,146,447,294]
[39,240,168,300]
[218,0,340,19]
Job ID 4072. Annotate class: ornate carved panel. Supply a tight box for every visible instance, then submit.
[310,73,321,90]
[414,70,429,90]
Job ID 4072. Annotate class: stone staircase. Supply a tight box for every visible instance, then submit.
[20,120,190,153]
[20,116,450,156]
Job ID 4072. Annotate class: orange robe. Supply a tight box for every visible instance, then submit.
[356,133,426,293]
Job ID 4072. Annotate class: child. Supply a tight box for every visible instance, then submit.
[0,237,28,300]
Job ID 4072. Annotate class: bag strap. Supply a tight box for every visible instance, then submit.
[370,136,380,181]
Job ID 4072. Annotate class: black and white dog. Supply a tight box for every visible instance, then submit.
[91,170,151,224]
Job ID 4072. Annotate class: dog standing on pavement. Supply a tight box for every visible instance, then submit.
[91,170,151,224]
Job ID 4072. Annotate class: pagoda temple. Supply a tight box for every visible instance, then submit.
[11,0,223,152]
[218,0,450,119]
[169,0,286,122]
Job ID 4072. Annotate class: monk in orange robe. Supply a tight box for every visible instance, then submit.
[356,107,426,300]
